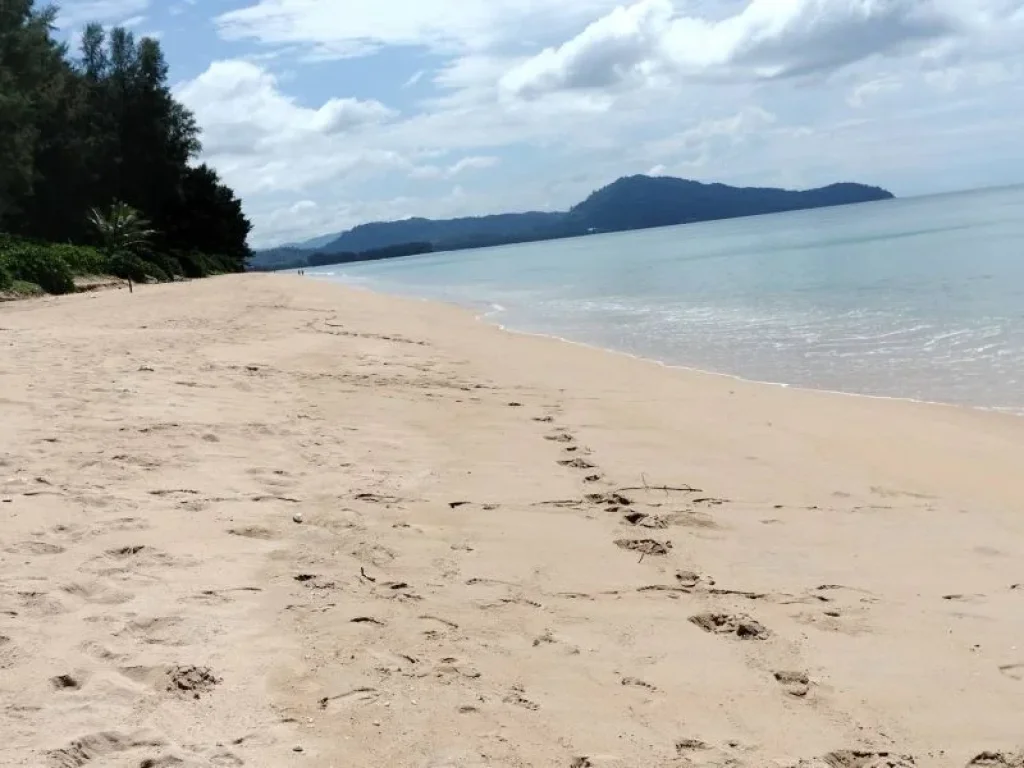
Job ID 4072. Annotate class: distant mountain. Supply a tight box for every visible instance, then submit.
[566,176,894,233]
[250,175,893,270]
[320,211,566,254]
[285,232,342,250]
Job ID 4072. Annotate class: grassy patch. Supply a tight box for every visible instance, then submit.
[10,280,44,296]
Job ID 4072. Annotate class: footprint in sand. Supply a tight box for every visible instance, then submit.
[689,613,769,640]
[622,511,670,530]
[559,458,597,470]
[967,752,1024,767]
[620,676,658,692]
[614,539,672,556]
[676,570,713,588]
[502,685,540,711]
[795,750,916,768]
[121,664,221,699]
[45,730,172,768]
[774,671,811,697]
[50,673,86,691]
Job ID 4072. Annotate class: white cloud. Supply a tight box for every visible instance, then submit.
[174,60,408,197]
[57,0,149,28]
[175,60,396,152]
[501,0,1016,97]
[409,155,500,180]
[214,0,629,57]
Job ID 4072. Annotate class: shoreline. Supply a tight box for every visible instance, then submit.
[484,307,1024,418]
[3,274,1023,767]
[331,276,1024,420]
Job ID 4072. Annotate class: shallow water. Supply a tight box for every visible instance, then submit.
[311,185,1024,414]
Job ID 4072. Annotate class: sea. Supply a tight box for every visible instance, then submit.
[307,185,1024,415]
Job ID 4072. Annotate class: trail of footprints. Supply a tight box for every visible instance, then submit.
[527,405,1022,767]
[11,384,1018,767]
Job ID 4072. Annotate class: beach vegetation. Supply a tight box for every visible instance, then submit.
[0,2,252,296]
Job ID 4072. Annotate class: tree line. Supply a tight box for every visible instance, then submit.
[0,1,251,295]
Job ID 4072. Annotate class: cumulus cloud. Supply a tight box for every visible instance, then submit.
[175,60,396,153]
[501,0,1015,97]
[174,60,405,195]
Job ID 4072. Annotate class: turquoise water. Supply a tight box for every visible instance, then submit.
[311,185,1024,414]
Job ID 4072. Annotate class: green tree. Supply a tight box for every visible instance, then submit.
[0,1,68,226]
[1,2,251,290]
[164,164,252,271]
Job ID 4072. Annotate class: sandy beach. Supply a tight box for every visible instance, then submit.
[2,274,1024,768]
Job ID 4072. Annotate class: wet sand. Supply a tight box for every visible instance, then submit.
[2,274,1023,767]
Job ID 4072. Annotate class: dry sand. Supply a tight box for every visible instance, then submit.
[2,274,1023,768]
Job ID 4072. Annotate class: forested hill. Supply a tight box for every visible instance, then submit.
[1,2,251,296]
[565,176,893,232]
[251,176,893,270]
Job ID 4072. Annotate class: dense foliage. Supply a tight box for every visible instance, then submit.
[250,175,894,271]
[0,1,251,294]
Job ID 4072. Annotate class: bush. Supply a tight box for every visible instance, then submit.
[108,251,151,283]
[0,242,75,294]
[142,251,183,279]
[0,258,12,291]
[49,243,109,276]
[175,249,213,278]
[143,262,169,283]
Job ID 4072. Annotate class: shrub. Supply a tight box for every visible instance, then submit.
[175,249,213,278]
[143,262,169,283]
[142,251,182,279]
[49,243,109,276]
[9,280,44,297]
[0,258,12,291]
[0,243,75,294]
[108,251,151,283]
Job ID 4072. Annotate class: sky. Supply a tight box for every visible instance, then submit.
[55,0,1024,248]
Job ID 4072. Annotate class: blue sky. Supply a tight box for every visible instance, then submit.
[56,0,1024,247]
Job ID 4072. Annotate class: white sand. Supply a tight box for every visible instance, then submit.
[2,274,1023,767]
